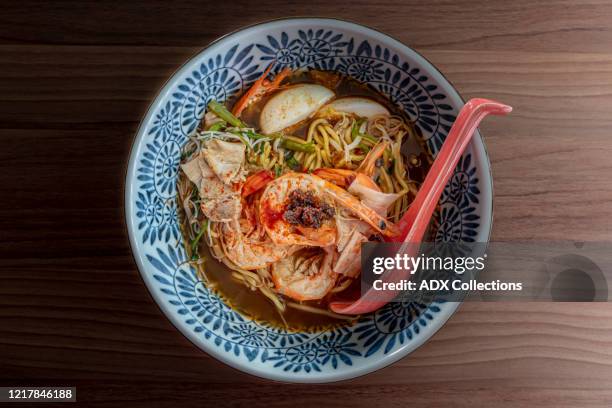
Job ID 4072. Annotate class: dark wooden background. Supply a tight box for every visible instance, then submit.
[2,1,612,406]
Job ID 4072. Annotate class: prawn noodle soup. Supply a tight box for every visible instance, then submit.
[177,67,432,332]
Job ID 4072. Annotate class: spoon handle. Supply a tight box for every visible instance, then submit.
[330,98,512,315]
[395,98,513,243]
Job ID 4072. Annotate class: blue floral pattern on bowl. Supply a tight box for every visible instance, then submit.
[126,18,493,383]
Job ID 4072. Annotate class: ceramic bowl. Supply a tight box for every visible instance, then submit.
[125,17,492,383]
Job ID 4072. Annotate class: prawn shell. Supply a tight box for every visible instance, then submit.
[259,173,337,247]
[220,219,298,270]
[271,250,337,301]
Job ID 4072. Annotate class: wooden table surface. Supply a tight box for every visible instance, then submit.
[2,1,612,406]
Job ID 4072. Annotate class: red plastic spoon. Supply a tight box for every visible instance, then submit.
[330,98,512,315]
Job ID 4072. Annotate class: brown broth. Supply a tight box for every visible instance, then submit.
[198,243,352,332]
[186,70,433,333]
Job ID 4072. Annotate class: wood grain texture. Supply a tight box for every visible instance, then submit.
[1,1,611,406]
